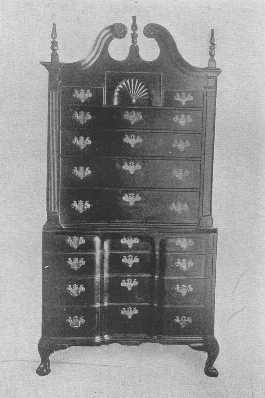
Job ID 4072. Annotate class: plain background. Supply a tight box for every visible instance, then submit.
[1,0,265,397]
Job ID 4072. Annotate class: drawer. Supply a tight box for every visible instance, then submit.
[61,107,202,131]
[61,158,201,189]
[42,306,97,338]
[43,253,97,276]
[61,131,202,158]
[59,189,199,225]
[105,235,153,251]
[106,276,153,303]
[103,304,154,336]
[160,308,208,336]
[161,233,216,252]
[164,90,203,107]
[161,254,210,277]
[162,278,208,305]
[61,86,104,106]
[43,277,96,305]
[43,233,100,252]
[106,252,153,274]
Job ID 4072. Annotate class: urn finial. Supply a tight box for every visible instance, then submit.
[51,22,59,64]
[208,28,216,67]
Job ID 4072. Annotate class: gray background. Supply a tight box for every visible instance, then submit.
[1,0,265,396]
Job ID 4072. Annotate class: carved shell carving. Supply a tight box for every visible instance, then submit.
[113,78,149,105]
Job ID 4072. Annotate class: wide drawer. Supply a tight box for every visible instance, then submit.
[103,304,154,335]
[43,253,97,276]
[59,189,199,225]
[161,254,211,277]
[61,107,202,131]
[61,131,202,158]
[162,278,208,305]
[164,90,203,108]
[104,235,153,251]
[43,233,100,252]
[160,308,208,336]
[161,234,216,252]
[61,86,104,106]
[61,158,200,189]
[42,306,97,338]
[43,276,96,305]
[106,252,153,274]
[105,276,153,303]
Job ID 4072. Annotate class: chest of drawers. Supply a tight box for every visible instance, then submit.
[37,17,221,377]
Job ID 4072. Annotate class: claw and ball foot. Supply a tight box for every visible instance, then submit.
[189,336,219,377]
[36,339,69,376]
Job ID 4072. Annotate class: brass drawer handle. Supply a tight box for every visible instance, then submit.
[72,166,92,179]
[72,111,92,125]
[172,138,191,152]
[175,284,193,297]
[120,236,140,249]
[71,200,92,213]
[73,88,93,103]
[120,306,139,319]
[175,238,194,250]
[174,258,194,271]
[122,193,141,206]
[66,236,86,249]
[123,110,143,125]
[122,161,142,175]
[174,92,193,106]
[169,201,190,214]
[72,136,92,150]
[122,255,140,268]
[67,257,86,271]
[123,134,143,148]
[174,315,192,328]
[173,113,192,127]
[66,315,85,328]
[173,168,190,180]
[120,278,139,291]
[66,283,86,297]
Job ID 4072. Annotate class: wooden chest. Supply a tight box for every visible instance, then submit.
[37,17,221,377]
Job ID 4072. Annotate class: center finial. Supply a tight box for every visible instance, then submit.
[131,16,138,46]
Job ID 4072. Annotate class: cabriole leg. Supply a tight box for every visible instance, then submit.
[189,335,219,377]
[36,339,69,376]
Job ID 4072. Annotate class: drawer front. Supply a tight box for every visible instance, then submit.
[107,252,153,274]
[43,253,97,276]
[61,107,202,131]
[61,86,104,106]
[162,254,209,277]
[44,233,100,252]
[160,308,207,336]
[161,234,216,252]
[43,277,95,305]
[106,276,153,303]
[164,90,203,107]
[106,235,153,251]
[59,189,199,225]
[61,158,200,189]
[43,306,97,338]
[61,131,202,158]
[162,278,207,305]
[103,305,153,335]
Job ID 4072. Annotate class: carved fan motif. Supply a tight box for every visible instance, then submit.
[113,78,149,105]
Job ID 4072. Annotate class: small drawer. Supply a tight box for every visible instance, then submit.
[43,277,96,305]
[61,158,201,189]
[161,254,210,277]
[106,276,153,304]
[61,86,104,106]
[61,131,202,158]
[107,252,153,274]
[105,235,153,251]
[160,308,207,336]
[103,304,153,336]
[43,306,97,338]
[43,253,97,276]
[161,233,216,253]
[43,233,100,252]
[164,90,203,108]
[162,278,208,305]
